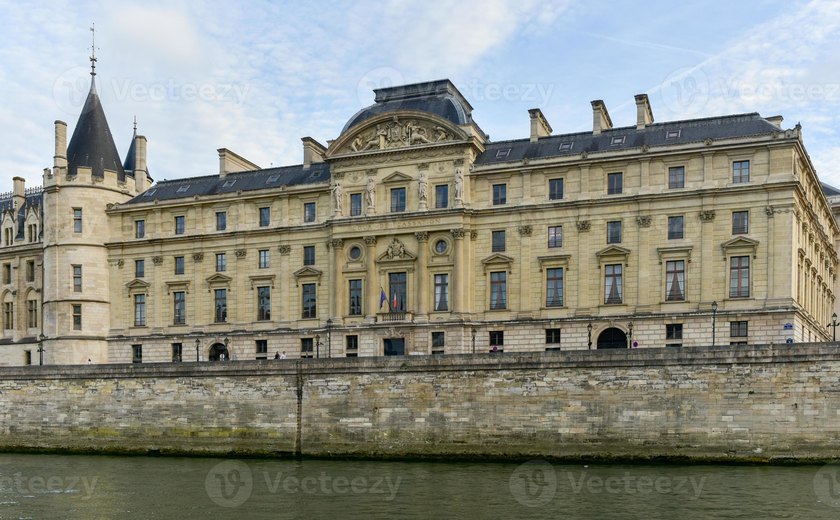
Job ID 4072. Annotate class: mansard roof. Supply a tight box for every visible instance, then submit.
[474,113,781,166]
[126,162,330,204]
[0,191,43,241]
[342,79,476,133]
[66,78,126,181]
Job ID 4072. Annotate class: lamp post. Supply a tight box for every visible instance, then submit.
[224,337,230,361]
[587,323,592,350]
[326,319,332,358]
[37,333,45,366]
[315,334,321,359]
[828,313,839,342]
[628,322,634,349]
[195,338,201,362]
[711,301,718,347]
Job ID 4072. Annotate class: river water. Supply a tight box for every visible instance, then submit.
[0,454,838,519]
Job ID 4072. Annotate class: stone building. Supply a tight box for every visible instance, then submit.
[6,63,839,364]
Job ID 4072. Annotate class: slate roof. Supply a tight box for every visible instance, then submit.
[66,78,127,181]
[122,128,153,182]
[342,79,476,133]
[126,162,330,204]
[822,182,840,197]
[474,113,781,166]
[0,191,43,241]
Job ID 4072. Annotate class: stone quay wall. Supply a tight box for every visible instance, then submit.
[0,344,839,462]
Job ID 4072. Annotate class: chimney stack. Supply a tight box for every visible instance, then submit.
[634,94,654,129]
[591,100,613,135]
[765,115,784,128]
[12,177,25,211]
[134,135,148,193]
[54,120,67,170]
[218,148,260,178]
[301,137,327,169]
[528,109,553,142]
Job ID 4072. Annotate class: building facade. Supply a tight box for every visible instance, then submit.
[6,69,839,365]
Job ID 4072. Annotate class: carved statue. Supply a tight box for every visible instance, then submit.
[454,168,464,201]
[386,239,407,259]
[434,126,448,141]
[350,135,364,152]
[406,121,431,145]
[365,177,376,209]
[418,173,428,204]
[332,181,343,213]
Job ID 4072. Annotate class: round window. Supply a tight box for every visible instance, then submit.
[349,246,362,260]
[434,240,448,254]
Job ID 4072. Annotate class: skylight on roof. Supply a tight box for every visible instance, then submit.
[176,185,190,193]
[610,136,626,146]
[666,129,682,139]
[496,148,511,159]
[558,142,574,151]
[222,179,236,188]
[266,174,281,183]
[143,189,157,197]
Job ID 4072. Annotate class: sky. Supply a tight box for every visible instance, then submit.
[1,0,840,189]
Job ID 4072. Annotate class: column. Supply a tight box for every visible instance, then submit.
[451,228,466,315]
[415,231,429,321]
[329,239,343,321]
[364,236,378,322]
[517,225,532,316]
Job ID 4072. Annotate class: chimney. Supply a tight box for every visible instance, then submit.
[634,94,654,129]
[591,100,613,135]
[54,120,67,170]
[12,177,25,211]
[528,108,553,142]
[134,135,148,193]
[301,137,327,169]
[218,148,260,178]
[766,115,784,128]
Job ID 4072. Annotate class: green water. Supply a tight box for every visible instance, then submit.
[0,454,838,519]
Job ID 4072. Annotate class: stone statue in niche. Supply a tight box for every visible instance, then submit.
[454,168,464,203]
[365,177,376,211]
[332,181,343,214]
[418,173,428,205]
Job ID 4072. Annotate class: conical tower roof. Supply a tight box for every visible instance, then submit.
[122,120,137,175]
[66,77,126,180]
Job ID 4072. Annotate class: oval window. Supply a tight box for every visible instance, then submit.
[434,240,447,254]
[349,246,362,260]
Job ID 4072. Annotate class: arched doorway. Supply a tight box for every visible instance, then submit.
[209,342,229,361]
[597,328,628,349]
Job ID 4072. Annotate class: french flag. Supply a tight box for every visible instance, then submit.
[392,291,398,311]
[379,288,388,310]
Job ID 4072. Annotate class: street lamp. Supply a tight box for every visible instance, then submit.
[587,323,592,350]
[37,333,45,366]
[471,328,476,354]
[326,319,332,358]
[315,334,321,359]
[711,301,718,347]
[828,313,839,342]
[224,337,230,361]
[195,338,201,362]
[627,322,634,349]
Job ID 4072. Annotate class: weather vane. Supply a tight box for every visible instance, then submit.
[89,23,97,76]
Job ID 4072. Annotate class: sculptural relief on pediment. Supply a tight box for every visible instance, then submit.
[341,117,455,155]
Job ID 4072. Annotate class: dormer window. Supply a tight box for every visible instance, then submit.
[610,136,626,146]
[558,142,574,151]
[266,174,280,184]
[222,179,236,188]
[496,148,511,159]
[176,185,190,193]
[665,129,681,139]
[143,189,157,197]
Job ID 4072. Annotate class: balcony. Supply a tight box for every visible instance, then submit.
[378,311,412,322]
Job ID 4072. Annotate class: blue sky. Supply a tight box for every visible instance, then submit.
[2,0,840,188]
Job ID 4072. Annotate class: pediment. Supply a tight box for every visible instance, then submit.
[481,253,514,265]
[596,246,631,258]
[382,171,413,183]
[293,266,323,278]
[125,279,150,290]
[721,237,759,258]
[327,113,467,157]
[377,238,417,262]
[205,273,232,285]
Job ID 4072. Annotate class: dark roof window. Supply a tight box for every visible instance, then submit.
[222,179,236,188]
[666,129,682,139]
[496,148,511,159]
[176,185,190,193]
[610,136,626,146]
[266,174,280,184]
[559,142,574,151]
[143,189,157,197]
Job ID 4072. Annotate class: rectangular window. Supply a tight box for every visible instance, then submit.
[173,291,186,325]
[172,343,183,362]
[492,184,507,205]
[174,256,185,275]
[729,256,750,298]
[733,160,750,183]
[546,268,564,307]
[732,211,749,234]
[134,294,146,326]
[390,187,406,213]
[435,185,449,208]
[303,246,315,266]
[132,344,142,364]
[668,216,684,240]
[490,271,507,310]
[135,220,145,239]
[665,260,686,301]
[346,335,358,357]
[548,226,562,248]
[72,304,82,330]
[546,328,562,345]
[604,264,623,304]
[216,253,226,272]
[348,279,363,316]
[259,249,270,269]
[548,178,564,200]
[489,331,504,349]
[26,260,35,282]
[607,221,622,244]
[607,172,623,194]
[3,302,12,330]
[388,272,407,312]
[350,193,362,216]
[730,321,748,338]
[259,207,270,227]
[300,338,314,358]
[668,166,685,189]
[431,331,445,354]
[434,274,449,312]
[216,211,227,231]
[304,202,316,223]
[2,264,9,284]
[27,300,37,328]
[214,289,227,323]
[255,339,268,360]
[28,224,37,243]
[491,230,506,252]
[135,259,145,278]
[73,208,82,233]
[666,324,683,347]
[174,215,185,235]
[73,265,82,292]
[257,286,271,321]
[302,283,317,318]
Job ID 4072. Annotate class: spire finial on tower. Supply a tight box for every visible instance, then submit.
[133,116,137,134]
[89,23,97,76]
